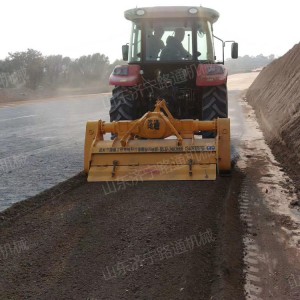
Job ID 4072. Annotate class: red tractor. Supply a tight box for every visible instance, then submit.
[109,6,238,136]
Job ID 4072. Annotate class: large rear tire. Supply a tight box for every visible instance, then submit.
[202,85,228,138]
[109,86,137,122]
[202,84,228,120]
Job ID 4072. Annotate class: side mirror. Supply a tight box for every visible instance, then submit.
[122,44,129,61]
[231,42,238,59]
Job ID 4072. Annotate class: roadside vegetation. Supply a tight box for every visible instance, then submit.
[0,49,122,93]
[225,54,275,74]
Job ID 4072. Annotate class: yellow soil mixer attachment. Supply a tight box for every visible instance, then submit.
[84,100,230,182]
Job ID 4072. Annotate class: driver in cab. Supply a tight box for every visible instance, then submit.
[160,28,191,60]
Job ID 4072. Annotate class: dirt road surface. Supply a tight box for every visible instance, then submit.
[1,73,300,299]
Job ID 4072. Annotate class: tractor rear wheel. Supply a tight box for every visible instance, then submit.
[202,85,228,138]
[202,84,228,120]
[109,86,137,122]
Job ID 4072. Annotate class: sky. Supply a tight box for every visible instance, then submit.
[1,0,299,62]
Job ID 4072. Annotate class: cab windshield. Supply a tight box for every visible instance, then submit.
[145,20,192,61]
[141,19,214,62]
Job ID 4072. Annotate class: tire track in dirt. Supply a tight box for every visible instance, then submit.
[240,176,263,300]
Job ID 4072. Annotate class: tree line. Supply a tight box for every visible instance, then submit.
[0,49,122,90]
[225,54,275,74]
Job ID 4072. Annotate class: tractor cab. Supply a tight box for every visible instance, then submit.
[122,6,238,64]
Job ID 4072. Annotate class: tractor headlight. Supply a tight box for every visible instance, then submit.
[207,65,224,75]
[113,66,129,76]
[188,7,198,14]
[136,9,145,16]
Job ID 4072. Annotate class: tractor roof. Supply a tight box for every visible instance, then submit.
[124,6,219,23]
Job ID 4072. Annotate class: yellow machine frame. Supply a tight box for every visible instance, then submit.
[84,100,230,182]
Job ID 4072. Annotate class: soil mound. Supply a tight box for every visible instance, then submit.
[246,43,300,161]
